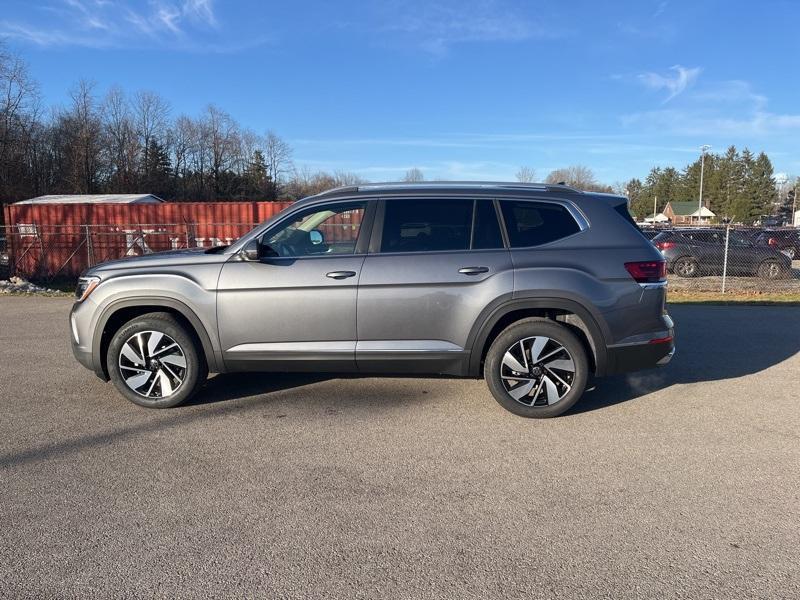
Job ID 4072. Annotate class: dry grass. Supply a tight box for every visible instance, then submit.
[668,290,800,305]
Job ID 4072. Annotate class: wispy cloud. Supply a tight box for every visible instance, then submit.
[371,0,562,56]
[638,65,701,102]
[622,78,800,137]
[0,0,258,52]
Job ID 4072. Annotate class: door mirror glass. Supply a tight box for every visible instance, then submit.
[240,239,259,261]
[309,229,324,245]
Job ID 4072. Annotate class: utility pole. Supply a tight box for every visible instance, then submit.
[698,144,711,224]
[653,195,658,224]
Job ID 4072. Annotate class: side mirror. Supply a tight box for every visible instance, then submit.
[240,239,259,261]
[309,229,324,245]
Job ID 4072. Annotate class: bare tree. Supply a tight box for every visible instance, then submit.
[515,166,536,183]
[134,90,170,184]
[102,86,138,192]
[59,79,103,193]
[203,104,241,198]
[545,165,611,192]
[403,167,424,182]
[263,130,293,199]
[0,43,40,200]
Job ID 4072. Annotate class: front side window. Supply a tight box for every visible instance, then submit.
[500,200,581,248]
[379,198,504,253]
[262,202,366,257]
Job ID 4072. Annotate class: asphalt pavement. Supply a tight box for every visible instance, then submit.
[1,297,799,599]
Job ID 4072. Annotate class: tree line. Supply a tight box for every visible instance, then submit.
[624,147,794,224]
[0,43,366,205]
[2,43,793,226]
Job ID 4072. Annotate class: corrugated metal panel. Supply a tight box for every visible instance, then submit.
[3,201,294,280]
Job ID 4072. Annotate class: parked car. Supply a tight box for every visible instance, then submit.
[70,182,674,418]
[755,229,800,260]
[653,228,792,278]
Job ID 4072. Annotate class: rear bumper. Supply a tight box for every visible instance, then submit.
[603,311,675,375]
[605,338,675,375]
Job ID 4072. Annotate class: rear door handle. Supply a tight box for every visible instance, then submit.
[326,271,357,280]
[458,266,489,275]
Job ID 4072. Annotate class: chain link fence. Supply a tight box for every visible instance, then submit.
[4,222,257,281]
[3,215,364,282]
[645,225,800,296]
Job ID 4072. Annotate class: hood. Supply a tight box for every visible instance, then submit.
[86,247,229,275]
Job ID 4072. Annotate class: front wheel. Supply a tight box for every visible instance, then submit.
[107,312,207,408]
[484,319,588,418]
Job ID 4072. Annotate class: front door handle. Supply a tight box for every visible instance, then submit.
[458,266,489,275]
[326,271,357,280]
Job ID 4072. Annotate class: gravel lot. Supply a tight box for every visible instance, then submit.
[1,297,799,599]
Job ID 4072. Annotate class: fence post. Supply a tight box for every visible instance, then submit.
[721,226,730,294]
[85,224,93,267]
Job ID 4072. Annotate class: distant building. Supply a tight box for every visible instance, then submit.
[663,201,715,225]
[643,212,670,224]
[14,194,164,205]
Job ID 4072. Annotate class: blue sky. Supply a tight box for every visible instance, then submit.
[2,0,799,183]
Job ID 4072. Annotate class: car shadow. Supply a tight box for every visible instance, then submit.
[188,305,800,415]
[571,304,800,414]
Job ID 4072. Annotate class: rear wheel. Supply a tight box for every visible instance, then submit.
[673,256,699,277]
[107,312,207,408]
[484,319,588,418]
[757,259,785,280]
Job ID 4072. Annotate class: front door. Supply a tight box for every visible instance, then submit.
[217,200,371,371]
[356,197,513,374]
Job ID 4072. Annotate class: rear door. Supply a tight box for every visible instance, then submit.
[356,197,513,374]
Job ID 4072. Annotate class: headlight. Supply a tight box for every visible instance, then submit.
[75,276,101,302]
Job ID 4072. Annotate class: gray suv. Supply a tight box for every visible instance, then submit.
[70,182,674,418]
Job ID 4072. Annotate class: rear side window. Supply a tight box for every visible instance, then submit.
[500,201,581,248]
[380,198,503,253]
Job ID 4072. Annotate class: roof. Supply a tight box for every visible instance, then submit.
[15,194,164,205]
[666,201,715,217]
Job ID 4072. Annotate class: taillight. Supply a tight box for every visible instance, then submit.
[767,237,778,246]
[624,261,667,283]
[655,241,676,251]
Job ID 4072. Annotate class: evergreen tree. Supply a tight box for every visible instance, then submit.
[243,149,271,199]
[143,139,172,198]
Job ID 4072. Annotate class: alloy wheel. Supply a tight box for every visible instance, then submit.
[500,336,576,406]
[118,330,187,398]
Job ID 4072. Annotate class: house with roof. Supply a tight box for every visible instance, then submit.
[662,201,716,224]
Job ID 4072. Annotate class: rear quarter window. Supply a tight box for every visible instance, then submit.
[500,201,581,248]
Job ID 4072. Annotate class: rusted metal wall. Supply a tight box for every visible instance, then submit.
[3,201,294,280]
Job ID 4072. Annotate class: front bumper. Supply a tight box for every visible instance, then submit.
[70,301,107,380]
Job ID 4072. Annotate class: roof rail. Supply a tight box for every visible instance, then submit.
[355,181,582,193]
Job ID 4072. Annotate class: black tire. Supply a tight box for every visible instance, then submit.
[106,312,207,408]
[673,256,699,277]
[484,318,588,418]
[757,259,785,280]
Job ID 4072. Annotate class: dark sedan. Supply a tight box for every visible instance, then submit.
[652,228,792,279]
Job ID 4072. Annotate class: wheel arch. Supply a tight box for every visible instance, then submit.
[93,297,221,380]
[466,297,610,377]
